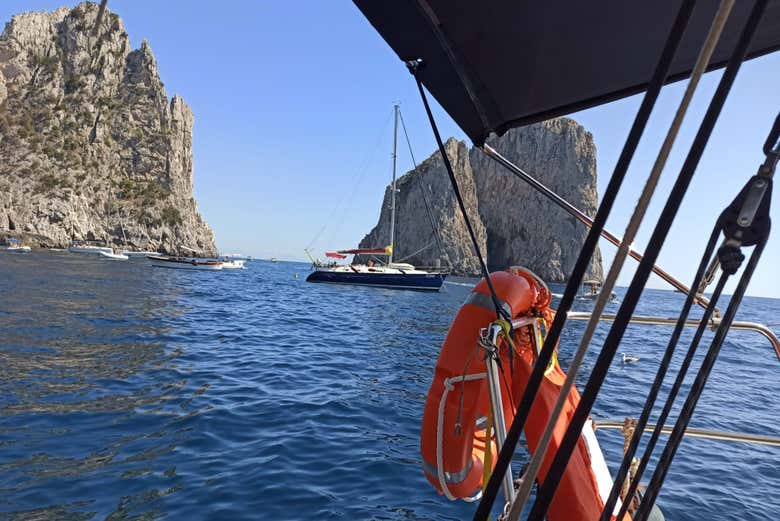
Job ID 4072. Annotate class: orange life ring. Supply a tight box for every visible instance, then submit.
[420,268,624,520]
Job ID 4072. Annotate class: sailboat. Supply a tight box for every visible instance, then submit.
[306,104,448,291]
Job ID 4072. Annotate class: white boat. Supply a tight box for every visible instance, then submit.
[147,255,223,270]
[3,245,31,253]
[122,251,162,259]
[2,238,31,253]
[577,280,617,302]
[221,259,246,269]
[222,253,249,261]
[69,241,113,255]
[99,251,129,261]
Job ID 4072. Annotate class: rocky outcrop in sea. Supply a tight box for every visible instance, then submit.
[358,118,603,282]
[0,2,215,254]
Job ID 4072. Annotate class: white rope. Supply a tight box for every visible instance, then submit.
[505,2,737,518]
[436,373,486,501]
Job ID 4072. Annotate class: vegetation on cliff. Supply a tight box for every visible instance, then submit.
[0,2,215,254]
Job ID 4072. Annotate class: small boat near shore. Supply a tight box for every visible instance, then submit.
[99,251,128,261]
[577,279,617,302]
[147,255,223,270]
[220,258,245,269]
[2,238,31,253]
[69,240,113,255]
[2,245,31,253]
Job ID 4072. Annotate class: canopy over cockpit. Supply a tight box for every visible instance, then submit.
[353,1,780,144]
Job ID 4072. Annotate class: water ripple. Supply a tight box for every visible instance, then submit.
[0,253,778,519]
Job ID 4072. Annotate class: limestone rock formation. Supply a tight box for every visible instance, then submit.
[0,2,215,254]
[357,138,486,275]
[358,118,603,282]
[471,119,603,282]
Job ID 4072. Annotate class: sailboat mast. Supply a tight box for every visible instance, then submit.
[388,103,399,264]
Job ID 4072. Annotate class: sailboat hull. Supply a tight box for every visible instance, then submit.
[306,269,446,291]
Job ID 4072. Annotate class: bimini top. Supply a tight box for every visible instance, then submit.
[353,0,780,145]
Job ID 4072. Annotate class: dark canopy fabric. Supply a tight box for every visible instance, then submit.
[353,0,780,145]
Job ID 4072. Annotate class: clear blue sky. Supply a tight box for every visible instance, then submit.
[3,1,779,297]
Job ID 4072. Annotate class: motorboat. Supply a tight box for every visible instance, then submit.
[69,240,113,255]
[577,280,617,302]
[147,255,223,270]
[99,251,129,261]
[2,238,30,253]
[221,258,246,269]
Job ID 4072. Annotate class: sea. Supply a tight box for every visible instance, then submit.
[0,251,778,520]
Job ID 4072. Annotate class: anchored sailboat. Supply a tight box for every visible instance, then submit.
[306,104,448,291]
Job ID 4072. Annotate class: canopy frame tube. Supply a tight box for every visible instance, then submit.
[567,311,780,363]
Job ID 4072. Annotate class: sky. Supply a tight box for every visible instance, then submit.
[2,1,779,297]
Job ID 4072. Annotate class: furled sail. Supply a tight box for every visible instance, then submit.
[336,246,392,255]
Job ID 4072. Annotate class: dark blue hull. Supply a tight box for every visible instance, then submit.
[306,270,447,291]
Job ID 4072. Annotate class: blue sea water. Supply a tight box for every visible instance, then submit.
[0,251,778,520]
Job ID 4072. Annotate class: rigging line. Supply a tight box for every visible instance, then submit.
[595,0,735,513]
[505,3,733,514]
[306,107,394,251]
[473,2,698,517]
[611,110,779,517]
[395,238,436,263]
[398,108,452,267]
[602,225,721,521]
[527,2,769,519]
[635,243,768,521]
[410,62,510,326]
[635,112,778,520]
[323,109,394,250]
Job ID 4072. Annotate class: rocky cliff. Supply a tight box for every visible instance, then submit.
[0,2,215,254]
[358,138,486,274]
[358,118,603,282]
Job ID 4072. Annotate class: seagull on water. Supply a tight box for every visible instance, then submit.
[622,353,640,364]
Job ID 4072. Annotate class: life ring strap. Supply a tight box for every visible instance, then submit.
[421,457,473,485]
[464,291,511,317]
